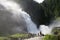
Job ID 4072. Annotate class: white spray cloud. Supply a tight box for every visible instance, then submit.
[0,0,40,34]
[0,0,28,33]
[39,25,52,35]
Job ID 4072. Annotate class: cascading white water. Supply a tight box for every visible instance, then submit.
[22,12,40,34]
[39,25,52,35]
[0,0,53,35]
[0,0,40,34]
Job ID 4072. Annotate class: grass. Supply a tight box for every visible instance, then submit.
[43,34,58,40]
[0,33,33,40]
[0,37,9,40]
[9,33,29,38]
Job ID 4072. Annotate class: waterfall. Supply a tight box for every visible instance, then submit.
[0,0,53,35]
[22,12,39,34]
[0,0,40,34]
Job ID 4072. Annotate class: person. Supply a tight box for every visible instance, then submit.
[37,31,44,36]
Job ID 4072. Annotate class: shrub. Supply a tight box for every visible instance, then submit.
[0,37,9,40]
[52,27,60,35]
[58,35,60,40]
[42,34,58,40]
[9,33,30,39]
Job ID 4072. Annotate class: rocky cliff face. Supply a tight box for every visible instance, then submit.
[17,0,52,28]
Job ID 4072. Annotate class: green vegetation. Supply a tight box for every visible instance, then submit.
[43,27,60,40]
[0,37,9,40]
[43,26,60,40]
[52,27,60,35]
[58,35,60,40]
[0,33,35,40]
[42,35,58,40]
[9,33,29,38]
[42,0,60,18]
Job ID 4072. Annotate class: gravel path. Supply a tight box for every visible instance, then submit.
[24,36,43,40]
